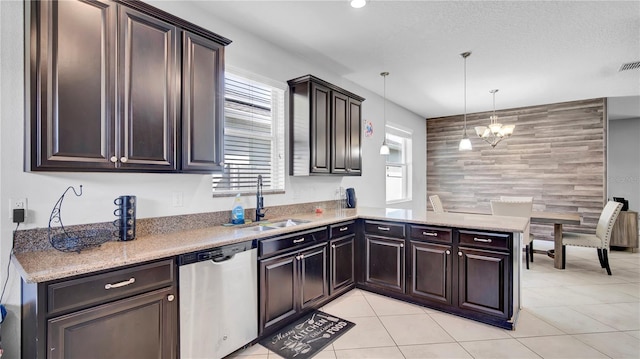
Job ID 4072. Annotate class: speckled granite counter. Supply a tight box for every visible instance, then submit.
[12,207,527,283]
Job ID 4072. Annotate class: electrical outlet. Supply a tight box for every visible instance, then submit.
[9,198,28,220]
[171,192,183,207]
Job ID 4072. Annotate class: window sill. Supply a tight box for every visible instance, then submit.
[212,190,285,198]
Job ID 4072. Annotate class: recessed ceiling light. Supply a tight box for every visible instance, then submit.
[350,0,366,9]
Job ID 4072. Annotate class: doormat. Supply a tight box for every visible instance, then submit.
[259,310,355,359]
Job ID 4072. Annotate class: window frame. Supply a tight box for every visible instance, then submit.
[385,124,413,204]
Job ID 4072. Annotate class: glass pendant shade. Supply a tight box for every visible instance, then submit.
[459,136,472,151]
[350,0,366,8]
[379,141,390,155]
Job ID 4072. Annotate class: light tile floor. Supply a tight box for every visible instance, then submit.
[232,241,640,358]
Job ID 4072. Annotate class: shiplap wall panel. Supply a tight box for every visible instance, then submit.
[427,98,606,240]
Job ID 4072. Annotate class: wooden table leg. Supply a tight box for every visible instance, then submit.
[554,223,564,269]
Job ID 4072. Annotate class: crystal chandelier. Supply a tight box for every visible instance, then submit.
[474,89,515,148]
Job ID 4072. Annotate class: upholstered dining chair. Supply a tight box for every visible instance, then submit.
[429,195,446,213]
[491,199,534,269]
[562,201,623,275]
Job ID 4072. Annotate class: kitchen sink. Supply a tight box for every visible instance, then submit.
[268,219,311,228]
[247,225,276,232]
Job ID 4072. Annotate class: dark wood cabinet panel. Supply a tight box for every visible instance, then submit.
[22,259,177,359]
[365,235,405,293]
[118,5,177,170]
[332,92,349,174]
[259,241,329,334]
[348,98,362,174]
[409,240,452,306]
[260,252,298,332]
[330,235,355,294]
[181,31,225,172]
[47,287,176,359]
[28,0,230,173]
[311,82,331,174]
[299,244,328,309]
[458,247,511,319]
[29,0,116,170]
[288,75,364,176]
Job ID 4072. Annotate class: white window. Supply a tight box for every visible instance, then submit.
[212,72,285,195]
[385,124,412,203]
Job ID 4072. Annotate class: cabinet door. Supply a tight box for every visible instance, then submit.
[330,235,355,294]
[310,82,331,174]
[118,6,178,170]
[181,31,224,172]
[47,287,176,359]
[260,252,298,333]
[365,235,405,293]
[409,241,452,306]
[331,91,349,174]
[348,98,362,174]
[458,247,511,319]
[299,243,329,310]
[30,0,116,170]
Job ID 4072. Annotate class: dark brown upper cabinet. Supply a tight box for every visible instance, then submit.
[26,0,230,173]
[288,75,364,176]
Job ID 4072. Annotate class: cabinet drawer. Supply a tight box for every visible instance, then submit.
[364,220,405,238]
[410,225,452,243]
[330,221,356,238]
[259,227,328,258]
[458,230,511,251]
[47,259,174,315]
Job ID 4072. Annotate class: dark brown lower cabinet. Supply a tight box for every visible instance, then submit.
[364,235,405,293]
[47,287,175,359]
[457,247,511,319]
[330,235,355,294]
[408,240,453,306]
[259,242,328,334]
[21,259,177,359]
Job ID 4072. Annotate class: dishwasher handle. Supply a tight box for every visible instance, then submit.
[211,254,236,263]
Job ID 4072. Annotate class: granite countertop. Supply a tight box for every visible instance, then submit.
[12,207,528,283]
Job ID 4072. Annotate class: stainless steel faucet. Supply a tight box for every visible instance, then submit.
[256,175,267,221]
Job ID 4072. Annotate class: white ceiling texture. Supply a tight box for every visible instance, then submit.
[194,0,640,119]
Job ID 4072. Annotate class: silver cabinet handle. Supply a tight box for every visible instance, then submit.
[167,294,175,302]
[110,156,118,163]
[423,231,437,236]
[400,243,404,248]
[474,237,492,243]
[458,251,463,257]
[105,277,135,290]
[339,227,349,232]
[446,250,451,255]
[296,254,305,260]
[378,226,390,231]
[332,244,336,249]
[120,157,128,163]
[293,238,305,244]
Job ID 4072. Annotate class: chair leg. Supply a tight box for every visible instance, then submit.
[562,245,566,269]
[603,249,612,275]
[529,241,534,262]
[597,249,605,268]
[525,245,530,269]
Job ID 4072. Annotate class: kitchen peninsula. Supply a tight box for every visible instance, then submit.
[14,207,528,358]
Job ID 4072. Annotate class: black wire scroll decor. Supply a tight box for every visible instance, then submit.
[48,185,113,253]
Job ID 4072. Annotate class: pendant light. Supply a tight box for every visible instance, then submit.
[379,72,390,155]
[350,0,366,8]
[458,52,472,151]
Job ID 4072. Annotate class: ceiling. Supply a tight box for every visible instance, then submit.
[193,0,640,119]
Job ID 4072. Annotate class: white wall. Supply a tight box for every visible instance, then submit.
[608,117,640,212]
[0,1,425,355]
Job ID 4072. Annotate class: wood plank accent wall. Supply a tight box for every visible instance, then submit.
[427,98,606,240]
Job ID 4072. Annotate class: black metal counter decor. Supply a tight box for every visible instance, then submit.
[260,310,354,359]
[48,185,113,252]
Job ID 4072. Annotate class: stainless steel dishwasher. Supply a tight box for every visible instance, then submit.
[178,240,258,359]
